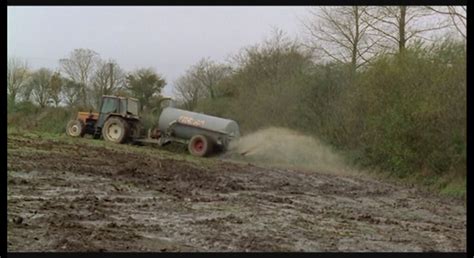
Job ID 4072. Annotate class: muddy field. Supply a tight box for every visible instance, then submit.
[7,132,466,252]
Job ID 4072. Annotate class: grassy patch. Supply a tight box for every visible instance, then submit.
[7,147,65,155]
[7,128,220,171]
[440,179,466,199]
[347,163,466,200]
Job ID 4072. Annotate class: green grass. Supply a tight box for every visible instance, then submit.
[345,159,466,200]
[7,126,220,171]
[440,180,466,199]
[8,147,65,155]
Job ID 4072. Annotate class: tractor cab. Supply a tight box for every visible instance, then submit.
[96,95,140,129]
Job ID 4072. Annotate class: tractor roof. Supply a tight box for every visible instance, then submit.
[102,95,139,102]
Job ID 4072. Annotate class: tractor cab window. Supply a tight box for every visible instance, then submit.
[120,99,127,114]
[127,99,139,116]
[101,97,118,114]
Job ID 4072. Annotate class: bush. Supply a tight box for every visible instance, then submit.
[351,40,466,180]
[35,107,73,134]
[8,102,74,134]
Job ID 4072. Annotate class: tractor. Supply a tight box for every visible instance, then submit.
[66,95,143,143]
[66,95,240,157]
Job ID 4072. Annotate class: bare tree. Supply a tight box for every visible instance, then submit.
[29,68,53,108]
[91,60,126,109]
[59,48,100,107]
[189,58,232,99]
[364,6,451,53]
[49,71,63,107]
[426,6,466,39]
[62,79,82,107]
[173,73,206,111]
[173,57,232,110]
[7,57,30,103]
[303,6,379,75]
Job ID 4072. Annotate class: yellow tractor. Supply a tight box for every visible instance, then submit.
[66,95,142,143]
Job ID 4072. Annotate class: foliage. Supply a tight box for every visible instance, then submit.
[59,48,100,107]
[174,58,232,110]
[196,31,314,134]
[7,57,30,103]
[91,60,126,109]
[29,68,53,107]
[8,101,71,134]
[49,71,63,107]
[351,40,466,179]
[125,68,167,111]
[194,36,466,196]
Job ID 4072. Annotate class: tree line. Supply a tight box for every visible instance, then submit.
[172,6,466,192]
[7,49,166,111]
[174,6,465,108]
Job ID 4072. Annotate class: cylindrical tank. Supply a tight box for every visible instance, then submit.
[158,107,240,142]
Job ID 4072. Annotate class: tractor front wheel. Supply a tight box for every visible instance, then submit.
[102,117,130,144]
[188,135,213,157]
[66,119,85,137]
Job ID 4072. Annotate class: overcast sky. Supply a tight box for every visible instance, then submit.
[7,6,310,96]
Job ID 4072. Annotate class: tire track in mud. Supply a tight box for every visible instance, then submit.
[7,134,466,252]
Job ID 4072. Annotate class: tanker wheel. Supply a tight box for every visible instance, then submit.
[188,135,212,157]
[102,117,129,144]
[66,119,85,137]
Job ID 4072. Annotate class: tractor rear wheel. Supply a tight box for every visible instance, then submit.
[102,117,130,144]
[188,135,213,157]
[66,119,85,137]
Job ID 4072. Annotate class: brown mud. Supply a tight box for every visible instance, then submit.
[7,133,466,252]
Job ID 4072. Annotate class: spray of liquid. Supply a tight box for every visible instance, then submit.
[225,127,357,176]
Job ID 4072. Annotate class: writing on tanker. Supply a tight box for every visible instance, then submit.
[178,115,206,127]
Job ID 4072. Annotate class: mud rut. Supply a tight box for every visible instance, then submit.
[7,134,466,252]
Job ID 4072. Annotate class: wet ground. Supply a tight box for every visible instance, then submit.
[7,132,466,252]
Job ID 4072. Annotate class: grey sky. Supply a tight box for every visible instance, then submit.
[7,6,309,96]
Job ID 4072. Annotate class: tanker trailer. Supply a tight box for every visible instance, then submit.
[155,107,240,157]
